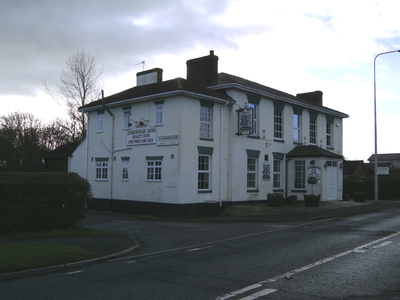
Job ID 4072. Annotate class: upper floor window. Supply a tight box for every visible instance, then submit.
[247,103,258,136]
[97,111,104,133]
[155,101,164,125]
[274,108,283,139]
[326,116,334,147]
[200,105,212,139]
[293,113,301,142]
[123,107,131,129]
[274,102,285,140]
[309,113,317,145]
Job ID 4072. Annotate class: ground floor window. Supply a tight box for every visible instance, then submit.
[247,157,257,189]
[95,158,109,180]
[198,154,211,190]
[146,157,163,181]
[273,159,282,188]
[121,157,130,181]
[294,160,306,189]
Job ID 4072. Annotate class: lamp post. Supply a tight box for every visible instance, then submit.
[373,50,400,202]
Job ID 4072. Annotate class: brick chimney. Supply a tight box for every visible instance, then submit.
[137,68,163,86]
[186,50,218,86]
[296,91,323,106]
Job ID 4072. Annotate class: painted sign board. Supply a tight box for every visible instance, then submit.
[127,125,157,146]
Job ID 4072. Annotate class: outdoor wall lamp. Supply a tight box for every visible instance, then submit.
[373,50,400,203]
[128,118,149,127]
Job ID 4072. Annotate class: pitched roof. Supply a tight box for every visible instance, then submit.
[43,142,81,159]
[367,153,400,162]
[79,77,234,111]
[212,73,349,118]
[286,145,343,158]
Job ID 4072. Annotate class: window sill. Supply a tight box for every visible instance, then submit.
[273,189,284,193]
[95,179,108,181]
[247,135,260,139]
[291,189,307,193]
[198,190,213,193]
[274,138,285,143]
[293,141,303,145]
[200,138,214,141]
[247,189,259,193]
[326,146,335,150]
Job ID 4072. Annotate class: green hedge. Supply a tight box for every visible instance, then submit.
[0,173,92,234]
[343,177,400,200]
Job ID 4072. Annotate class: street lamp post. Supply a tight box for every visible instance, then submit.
[373,50,400,202]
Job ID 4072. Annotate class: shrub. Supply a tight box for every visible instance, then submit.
[0,173,92,234]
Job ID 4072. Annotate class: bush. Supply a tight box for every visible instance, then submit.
[343,177,400,200]
[0,173,92,234]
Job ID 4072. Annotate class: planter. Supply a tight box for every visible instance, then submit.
[267,193,284,207]
[304,194,321,207]
[284,195,297,206]
[353,193,366,203]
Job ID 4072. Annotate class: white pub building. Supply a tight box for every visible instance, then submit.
[70,51,349,217]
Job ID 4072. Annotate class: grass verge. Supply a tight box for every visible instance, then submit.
[0,227,108,275]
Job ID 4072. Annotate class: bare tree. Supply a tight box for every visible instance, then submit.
[45,50,103,140]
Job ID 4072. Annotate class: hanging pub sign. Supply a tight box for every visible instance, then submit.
[127,123,157,146]
[236,104,253,135]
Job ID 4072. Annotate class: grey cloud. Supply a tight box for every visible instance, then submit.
[0,0,265,97]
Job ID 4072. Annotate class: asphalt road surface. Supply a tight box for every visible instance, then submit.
[1,208,400,299]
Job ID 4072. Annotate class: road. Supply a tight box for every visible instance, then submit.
[1,208,400,299]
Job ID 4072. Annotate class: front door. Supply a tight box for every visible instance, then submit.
[326,161,338,200]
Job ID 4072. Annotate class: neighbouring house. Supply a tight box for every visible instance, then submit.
[43,141,80,172]
[70,51,349,217]
[343,160,372,178]
[367,153,400,176]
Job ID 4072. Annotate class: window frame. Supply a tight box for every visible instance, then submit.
[273,159,282,189]
[155,102,164,126]
[294,160,306,190]
[309,115,317,145]
[95,158,109,181]
[274,108,283,140]
[200,105,212,139]
[146,158,163,182]
[293,113,301,142]
[247,156,257,190]
[123,108,131,129]
[198,154,211,191]
[326,121,333,147]
[97,112,104,133]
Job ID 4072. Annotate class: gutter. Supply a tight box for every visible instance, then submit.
[80,90,234,113]
[102,90,115,201]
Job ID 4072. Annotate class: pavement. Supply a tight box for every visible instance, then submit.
[1,199,399,281]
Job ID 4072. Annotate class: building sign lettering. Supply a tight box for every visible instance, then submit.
[127,125,157,146]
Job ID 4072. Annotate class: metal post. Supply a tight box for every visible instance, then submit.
[373,50,400,202]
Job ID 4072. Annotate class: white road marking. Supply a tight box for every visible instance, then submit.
[239,288,278,300]
[126,260,137,264]
[217,284,263,300]
[187,246,213,252]
[372,241,392,248]
[216,231,400,300]
[110,218,339,262]
[65,270,83,275]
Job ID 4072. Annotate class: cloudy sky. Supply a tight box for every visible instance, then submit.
[2,0,400,161]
